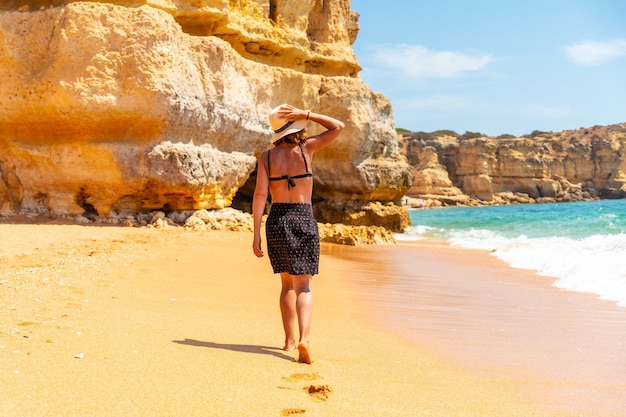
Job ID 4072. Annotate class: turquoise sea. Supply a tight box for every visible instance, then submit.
[398,199,626,307]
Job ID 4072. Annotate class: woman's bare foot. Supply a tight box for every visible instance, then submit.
[283,343,296,352]
[297,343,312,364]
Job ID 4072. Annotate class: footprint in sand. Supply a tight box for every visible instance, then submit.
[304,384,331,401]
[281,408,306,416]
[278,373,332,401]
[282,372,321,383]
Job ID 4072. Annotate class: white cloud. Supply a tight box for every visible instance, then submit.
[564,39,626,66]
[368,44,492,79]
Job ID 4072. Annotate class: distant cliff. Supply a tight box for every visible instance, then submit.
[401,123,626,207]
[0,1,411,231]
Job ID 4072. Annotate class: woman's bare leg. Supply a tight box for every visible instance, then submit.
[293,274,313,346]
[279,272,297,351]
[293,274,313,363]
[279,273,313,360]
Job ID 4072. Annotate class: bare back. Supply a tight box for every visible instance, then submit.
[264,142,314,204]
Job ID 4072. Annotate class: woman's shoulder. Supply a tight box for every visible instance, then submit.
[257,149,270,164]
[300,141,314,154]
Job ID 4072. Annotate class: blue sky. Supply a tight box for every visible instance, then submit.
[351,1,626,136]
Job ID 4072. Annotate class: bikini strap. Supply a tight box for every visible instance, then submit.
[298,144,310,173]
[268,146,308,176]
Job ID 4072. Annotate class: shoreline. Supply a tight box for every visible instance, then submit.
[324,240,626,416]
[1,222,623,416]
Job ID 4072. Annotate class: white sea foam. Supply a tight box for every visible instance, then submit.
[400,198,626,307]
[394,225,437,241]
[457,232,626,307]
[396,226,626,307]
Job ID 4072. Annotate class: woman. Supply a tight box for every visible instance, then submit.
[252,103,344,364]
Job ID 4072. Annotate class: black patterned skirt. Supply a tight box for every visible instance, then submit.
[266,203,320,275]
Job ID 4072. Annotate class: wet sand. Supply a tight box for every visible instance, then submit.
[1,220,621,416]
[324,241,626,416]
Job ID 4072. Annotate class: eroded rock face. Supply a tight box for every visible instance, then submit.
[0,139,256,215]
[0,1,410,222]
[403,124,626,206]
[407,145,462,197]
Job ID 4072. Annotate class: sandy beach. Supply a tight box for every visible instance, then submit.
[1,218,624,416]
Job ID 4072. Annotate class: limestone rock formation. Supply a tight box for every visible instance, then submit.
[318,223,397,245]
[0,139,255,216]
[402,124,626,206]
[183,207,254,232]
[313,199,410,233]
[0,1,411,226]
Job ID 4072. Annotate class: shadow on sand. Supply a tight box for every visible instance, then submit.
[172,338,295,362]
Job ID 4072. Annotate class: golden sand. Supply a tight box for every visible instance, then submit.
[1,218,620,416]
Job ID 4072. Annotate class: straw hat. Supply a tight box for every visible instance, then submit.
[269,104,307,143]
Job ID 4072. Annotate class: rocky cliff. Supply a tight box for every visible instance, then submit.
[403,124,626,207]
[0,1,411,231]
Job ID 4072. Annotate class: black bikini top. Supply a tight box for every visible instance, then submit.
[267,144,313,189]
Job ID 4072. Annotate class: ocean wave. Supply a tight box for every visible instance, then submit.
[456,231,626,307]
[396,226,626,307]
[400,200,626,307]
[488,234,626,306]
